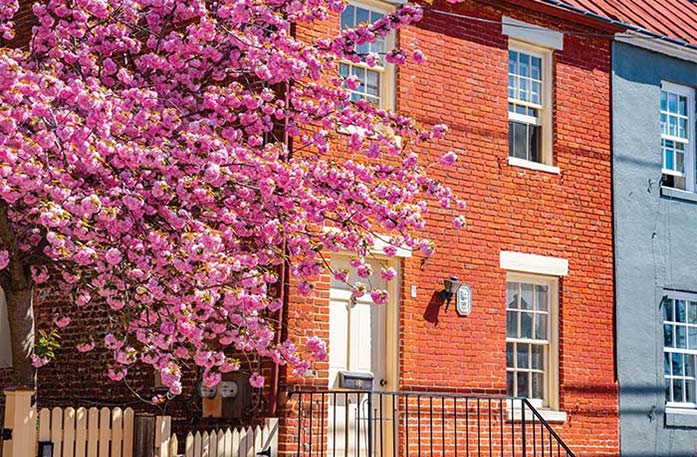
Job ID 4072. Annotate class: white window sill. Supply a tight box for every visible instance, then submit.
[506,406,567,423]
[508,157,560,174]
[666,407,697,428]
[661,186,697,203]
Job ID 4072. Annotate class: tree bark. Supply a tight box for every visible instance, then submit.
[0,202,35,388]
[6,286,35,387]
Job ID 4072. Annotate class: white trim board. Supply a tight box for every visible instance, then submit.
[500,251,569,276]
[502,17,564,50]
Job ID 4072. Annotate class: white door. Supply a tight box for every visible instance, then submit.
[328,255,396,457]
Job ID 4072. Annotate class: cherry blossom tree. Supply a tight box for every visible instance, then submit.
[0,0,464,394]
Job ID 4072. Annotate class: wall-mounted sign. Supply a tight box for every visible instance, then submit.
[456,285,472,316]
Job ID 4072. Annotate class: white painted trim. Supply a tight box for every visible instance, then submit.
[500,251,569,276]
[616,32,697,64]
[506,404,568,423]
[502,17,563,50]
[508,157,560,174]
[661,81,696,192]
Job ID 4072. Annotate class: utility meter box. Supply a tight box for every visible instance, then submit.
[202,372,252,419]
[338,371,374,390]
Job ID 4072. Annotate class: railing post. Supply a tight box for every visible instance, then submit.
[2,387,36,457]
[521,399,527,457]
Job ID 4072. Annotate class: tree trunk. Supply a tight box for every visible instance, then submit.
[6,285,35,387]
[0,202,35,388]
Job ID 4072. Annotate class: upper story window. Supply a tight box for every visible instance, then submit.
[502,17,562,173]
[339,2,395,110]
[506,274,558,409]
[661,82,695,192]
[663,295,697,408]
[508,48,546,163]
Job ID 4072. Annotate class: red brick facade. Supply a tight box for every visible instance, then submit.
[279,1,618,456]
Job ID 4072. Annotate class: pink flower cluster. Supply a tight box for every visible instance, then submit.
[0,0,464,395]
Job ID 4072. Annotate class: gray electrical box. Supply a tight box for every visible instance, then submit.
[338,371,374,390]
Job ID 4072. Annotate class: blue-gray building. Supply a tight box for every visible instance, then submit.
[613,38,697,455]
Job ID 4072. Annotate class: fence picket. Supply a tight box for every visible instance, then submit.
[193,432,202,457]
[51,407,64,457]
[111,408,123,457]
[39,408,51,442]
[98,407,111,457]
[123,408,134,457]
[216,430,225,457]
[201,431,209,457]
[87,407,99,457]
[225,429,233,457]
[208,430,217,457]
[75,408,87,457]
[63,407,76,457]
[253,426,261,456]
[231,429,239,457]
[169,435,178,457]
[185,432,195,457]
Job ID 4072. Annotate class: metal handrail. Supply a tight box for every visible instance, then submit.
[288,389,576,457]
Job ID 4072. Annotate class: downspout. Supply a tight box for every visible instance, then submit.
[269,20,296,416]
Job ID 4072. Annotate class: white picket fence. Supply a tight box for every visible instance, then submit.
[37,407,135,457]
[169,419,278,457]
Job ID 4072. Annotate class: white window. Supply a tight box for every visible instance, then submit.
[339,2,395,110]
[506,274,559,409]
[508,43,553,166]
[663,295,697,408]
[661,82,695,192]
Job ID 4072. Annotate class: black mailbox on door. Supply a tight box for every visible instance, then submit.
[338,371,374,390]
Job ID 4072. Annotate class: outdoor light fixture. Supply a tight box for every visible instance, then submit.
[440,275,461,312]
[38,441,54,457]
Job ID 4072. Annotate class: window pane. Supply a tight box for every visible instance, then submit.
[521,284,533,310]
[690,327,697,350]
[673,352,684,376]
[506,342,515,368]
[509,51,518,73]
[507,282,518,309]
[677,300,687,323]
[519,53,530,77]
[686,354,695,377]
[677,325,687,349]
[664,352,671,375]
[535,314,547,340]
[669,93,678,113]
[510,121,527,160]
[687,379,696,404]
[664,299,675,322]
[517,372,529,398]
[674,379,684,403]
[531,344,544,370]
[664,324,674,347]
[532,372,544,399]
[356,7,369,25]
[661,91,667,112]
[507,371,514,397]
[366,70,379,96]
[679,95,687,116]
[531,57,541,80]
[341,5,355,29]
[535,285,548,311]
[520,312,533,339]
[508,75,516,99]
[666,377,672,402]
[507,311,518,338]
[518,343,529,369]
[689,302,697,324]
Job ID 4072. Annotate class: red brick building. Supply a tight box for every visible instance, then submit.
[1,1,620,455]
[278,1,619,456]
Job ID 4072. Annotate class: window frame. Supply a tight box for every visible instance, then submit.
[507,40,554,168]
[662,291,697,410]
[339,0,396,111]
[505,272,560,410]
[660,81,695,193]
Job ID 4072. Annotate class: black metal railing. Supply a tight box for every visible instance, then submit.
[288,390,575,457]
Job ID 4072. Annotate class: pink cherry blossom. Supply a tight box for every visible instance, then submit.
[0,0,464,392]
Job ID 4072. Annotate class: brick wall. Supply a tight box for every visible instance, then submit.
[280,0,618,456]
